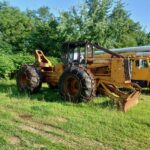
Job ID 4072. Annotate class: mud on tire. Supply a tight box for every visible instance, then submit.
[16,65,42,93]
[59,66,96,102]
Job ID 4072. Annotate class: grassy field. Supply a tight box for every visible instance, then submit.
[0,80,150,150]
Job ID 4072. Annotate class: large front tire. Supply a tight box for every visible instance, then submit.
[59,66,96,102]
[16,65,42,93]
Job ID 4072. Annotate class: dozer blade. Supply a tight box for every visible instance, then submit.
[123,90,141,112]
[100,82,141,112]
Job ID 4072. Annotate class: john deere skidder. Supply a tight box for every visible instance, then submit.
[16,41,141,112]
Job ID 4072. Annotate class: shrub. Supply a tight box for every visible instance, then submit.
[11,53,34,70]
[0,55,15,78]
[47,56,60,65]
[0,53,60,79]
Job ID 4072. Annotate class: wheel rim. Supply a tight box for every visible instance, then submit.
[65,76,80,96]
[20,73,29,88]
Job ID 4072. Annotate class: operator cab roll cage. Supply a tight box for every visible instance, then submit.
[61,41,124,65]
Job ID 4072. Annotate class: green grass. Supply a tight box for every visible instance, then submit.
[0,80,150,150]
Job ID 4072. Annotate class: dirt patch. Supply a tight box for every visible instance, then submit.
[33,144,45,149]
[17,118,112,150]
[20,124,75,149]
[123,138,139,150]
[8,136,21,145]
[54,116,68,123]
[19,113,32,120]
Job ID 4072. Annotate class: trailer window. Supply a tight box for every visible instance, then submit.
[135,60,148,68]
[135,60,139,67]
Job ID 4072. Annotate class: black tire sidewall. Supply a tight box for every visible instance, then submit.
[59,66,96,102]
[16,65,42,93]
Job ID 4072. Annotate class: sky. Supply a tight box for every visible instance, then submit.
[1,0,150,32]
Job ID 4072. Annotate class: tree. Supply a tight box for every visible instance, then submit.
[27,7,61,56]
[0,3,34,53]
[58,0,113,45]
[0,2,32,52]
[0,0,149,57]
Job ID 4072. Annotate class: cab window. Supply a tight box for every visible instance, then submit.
[135,59,148,68]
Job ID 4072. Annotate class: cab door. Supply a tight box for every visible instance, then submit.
[132,58,150,81]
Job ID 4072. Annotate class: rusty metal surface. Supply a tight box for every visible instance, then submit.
[98,81,141,112]
[123,91,141,112]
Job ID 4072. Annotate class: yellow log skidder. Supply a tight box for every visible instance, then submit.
[16,41,141,112]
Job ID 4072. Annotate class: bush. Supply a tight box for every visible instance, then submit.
[11,53,34,70]
[0,55,15,78]
[0,53,60,79]
[47,56,60,65]
[0,40,13,54]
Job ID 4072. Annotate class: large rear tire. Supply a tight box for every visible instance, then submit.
[59,66,96,102]
[16,65,42,93]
